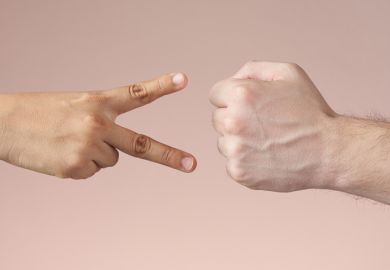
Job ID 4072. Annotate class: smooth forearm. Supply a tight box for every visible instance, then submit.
[329,115,390,204]
[0,94,14,161]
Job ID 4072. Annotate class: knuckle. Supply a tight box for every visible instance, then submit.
[132,134,152,156]
[209,85,217,98]
[213,78,231,90]
[79,139,97,155]
[104,152,119,168]
[226,141,246,157]
[284,62,304,75]
[62,154,87,177]
[78,128,98,150]
[240,60,262,74]
[211,80,222,90]
[227,161,249,183]
[224,117,243,135]
[285,62,301,69]
[210,82,219,92]
[233,85,252,103]
[111,151,119,166]
[244,60,259,69]
[129,83,150,102]
[83,114,107,130]
[210,80,224,97]
[68,154,86,169]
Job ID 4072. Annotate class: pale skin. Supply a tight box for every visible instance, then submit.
[209,61,390,205]
[0,73,197,179]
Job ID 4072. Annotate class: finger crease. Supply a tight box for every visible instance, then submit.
[157,79,164,91]
[133,134,151,155]
[162,148,173,163]
[129,84,148,99]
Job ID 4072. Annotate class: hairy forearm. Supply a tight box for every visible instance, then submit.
[329,115,390,204]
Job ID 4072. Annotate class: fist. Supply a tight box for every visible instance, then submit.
[0,73,197,179]
[209,61,337,192]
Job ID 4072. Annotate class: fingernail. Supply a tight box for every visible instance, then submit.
[172,73,185,86]
[181,157,194,172]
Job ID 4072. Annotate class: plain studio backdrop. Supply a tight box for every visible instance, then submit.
[1,0,390,269]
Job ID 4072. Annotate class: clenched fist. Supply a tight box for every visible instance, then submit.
[0,73,197,179]
[209,61,337,192]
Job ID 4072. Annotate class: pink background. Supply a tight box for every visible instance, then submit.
[1,0,390,269]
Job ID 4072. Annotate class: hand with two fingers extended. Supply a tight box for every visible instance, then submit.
[0,73,196,179]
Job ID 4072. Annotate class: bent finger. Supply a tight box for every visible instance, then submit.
[93,143,119,168]
[212,108,228,135]
[71,161,100,180]
[209,79,233,108]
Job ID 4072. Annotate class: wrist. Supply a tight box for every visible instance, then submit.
[324,115,356,190]
[0,94,16,161]
[325,115,390,202]
[313,114,344,190]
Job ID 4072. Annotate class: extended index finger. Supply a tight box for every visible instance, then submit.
[106,73,188,114]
